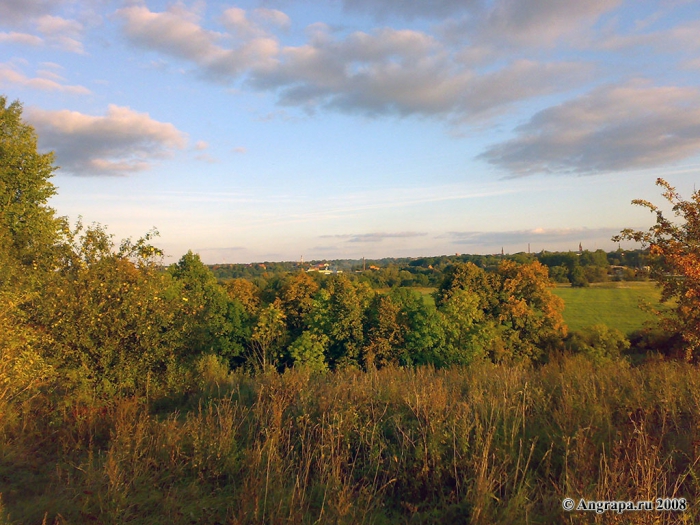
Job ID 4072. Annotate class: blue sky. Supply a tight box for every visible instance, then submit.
[2,0,700,263]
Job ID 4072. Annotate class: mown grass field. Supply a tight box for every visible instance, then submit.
[552,281,663,334]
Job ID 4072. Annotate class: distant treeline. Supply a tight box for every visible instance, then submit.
[209,248,650,288]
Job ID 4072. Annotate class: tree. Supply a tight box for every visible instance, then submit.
[30,222,183,396]
[614,178,700,359]
[491,260,567,360]
[0,96,60,266]
[0,96,61,407]
[307,275,373,368]
[168,251,241,361]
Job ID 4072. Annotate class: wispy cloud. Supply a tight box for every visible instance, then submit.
[0,31,42,45]
[0,61,90,94]
[322,232,427,243]
[447,227,626,247]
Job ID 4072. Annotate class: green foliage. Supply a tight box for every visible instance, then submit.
[168,250,242,362]
[250,300,288,369]
[566,324,630,362]
[0,96,59,266]
[439,288,491,365]
[288,331,328,371]
[436,260,566,362]
[307,275,373,368]
[30,222,183,397]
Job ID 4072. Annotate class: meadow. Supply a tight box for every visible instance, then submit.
[551,281,662,335]
[2,356,698,524]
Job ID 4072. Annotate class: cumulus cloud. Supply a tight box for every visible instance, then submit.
[322,232,427,243]
[479,81,700,175]
[116,4,279,82]
[249,26,589,121]
[115,5,588,122]
[26,105,187,176]
[194,140,208,150]
[0,62,90,94]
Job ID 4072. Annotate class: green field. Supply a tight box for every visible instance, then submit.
[387,284,664,335]
[552,281,663,334]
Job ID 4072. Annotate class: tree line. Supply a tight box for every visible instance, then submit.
[2,95,699,406]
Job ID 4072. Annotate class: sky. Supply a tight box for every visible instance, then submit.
[2,0,700,264]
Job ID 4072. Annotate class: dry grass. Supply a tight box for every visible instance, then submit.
[1,357,699,524]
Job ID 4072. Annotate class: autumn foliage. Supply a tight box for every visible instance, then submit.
[615,178,700,359]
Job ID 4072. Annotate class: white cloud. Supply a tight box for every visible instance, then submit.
[117,5,279,82]
[479,81,700,175]
[35,14,84,53]
[26,105,187,176]
[250,27,590,121]
[194,140,208,150]
[0,62,90,94]
[252,8,291,29]
[0,31,43,46]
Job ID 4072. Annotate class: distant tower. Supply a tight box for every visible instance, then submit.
[578,242,583,254]
[528,243,530,254]
[501,247,504,256]
[363,256,366,271]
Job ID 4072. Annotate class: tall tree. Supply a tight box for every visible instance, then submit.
[0,96,59,265]
[614,178,700,360]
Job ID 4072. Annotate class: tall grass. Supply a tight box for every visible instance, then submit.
[1,356,699,524]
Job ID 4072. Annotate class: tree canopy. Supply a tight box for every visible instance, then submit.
[614,178,700,359]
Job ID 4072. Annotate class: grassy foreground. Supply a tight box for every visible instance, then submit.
[552,282,662,334]
[1,356,698,524]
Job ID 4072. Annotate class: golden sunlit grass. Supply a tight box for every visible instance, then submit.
[1,356,699,524]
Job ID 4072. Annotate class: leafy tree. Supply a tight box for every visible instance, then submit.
[168,251,241,361]
[0,96,60,266]
[439,288,491,365]
[223,278,261,315]
[389,287,445,366]
[492,260,567,360]
[30,222,183,396]
[435,262,494,310]
[566,325,630,363]
[614,178,700,359]
[1,96,61,406]
[288,331,328,371]
[278,271,319,335]
[250,299,287,369]
[307,275,373,368]
[363,294,404,368]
